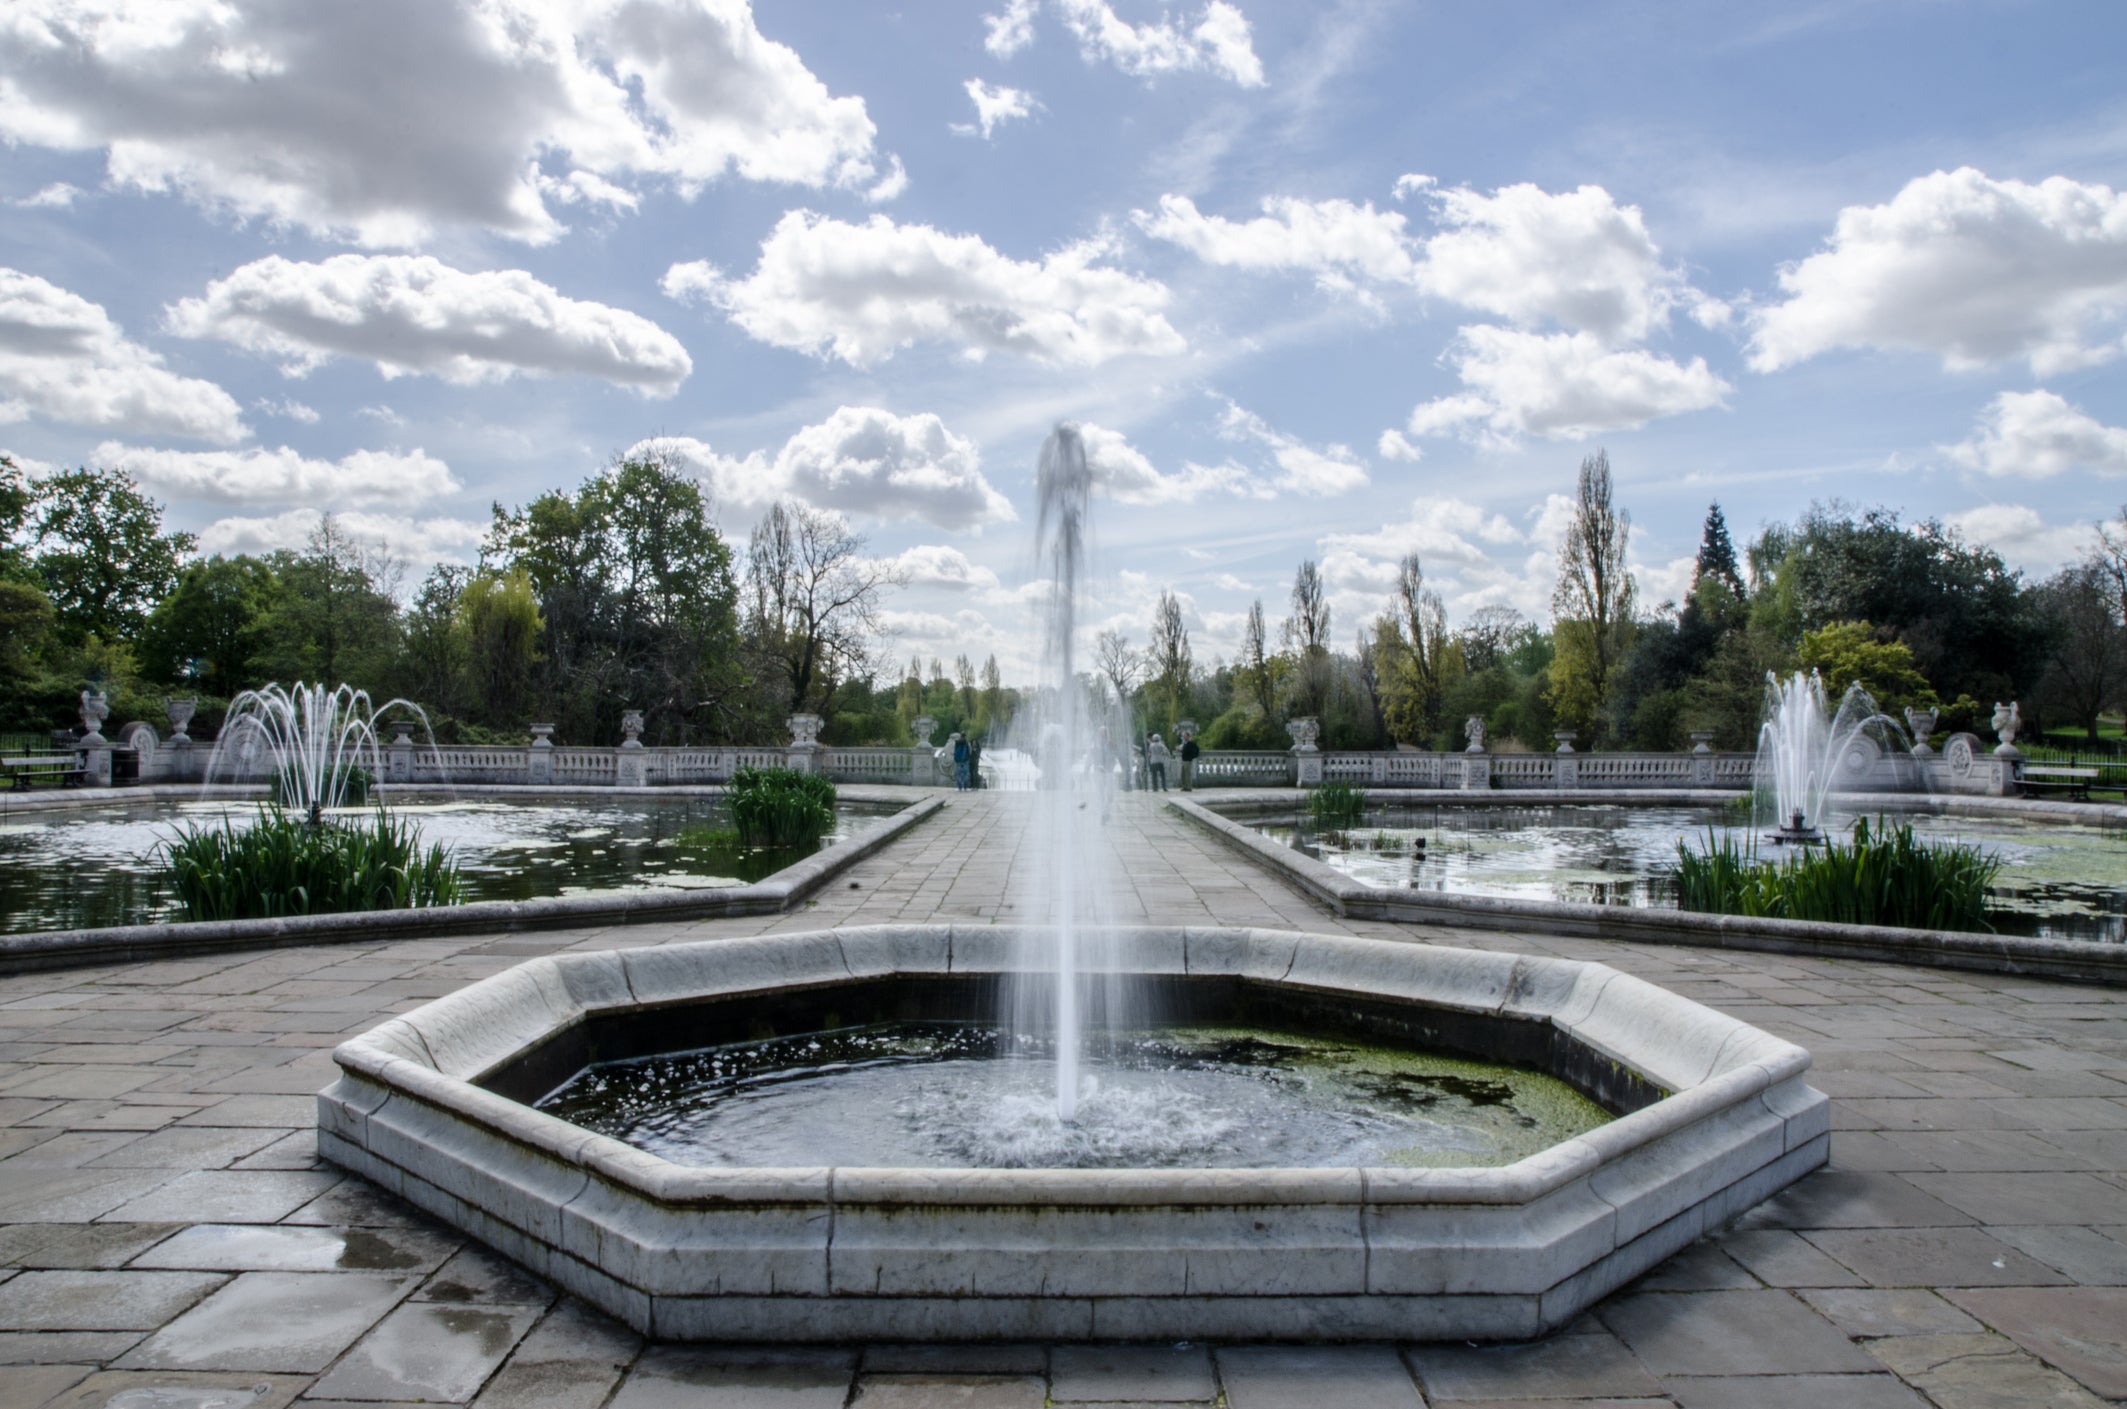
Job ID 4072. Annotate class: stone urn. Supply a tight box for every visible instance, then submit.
[620,709,645,749]
[1689,730,1716,755]
[1903,707,1937,756]
[1991,701,2021,756]
[787,713,824,748]
[79,688,110,743]
[912,715,937,748]
[1553,730,1577,754]
[1286,716,1321,752]
[1463,715,1487,753]
[165,697,198,745]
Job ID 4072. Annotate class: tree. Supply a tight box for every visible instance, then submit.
[1458,605,1528,674]
[1240,599,1277,723]
[744,500,899,721]
[255,513,401,689]
[29,466,195,645]
[1692,501,1744,599]
[459,568,544,727]
[2033,563,2126,741]
[1549,449,1637,743]
[1381,552,1452,743]
[1148,589,1191,734]
[1094,629,1144,713]
[139,555,276,696]
[1795,621,1933,712]
[1284,559,1332,717]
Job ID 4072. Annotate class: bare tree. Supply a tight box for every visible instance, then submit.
[744,501,903,717]
[1094,628,1144,710]
[1386,552,1451,741]
[1148,590,1192,731]
[2036,560,2127,741]
[1458,604,1528,673]
[1550,449,1637,738]
[1285,559,1332,717]
[1241,598,1276,722]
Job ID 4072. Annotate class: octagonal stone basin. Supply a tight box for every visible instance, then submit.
[317,925,1828,1341]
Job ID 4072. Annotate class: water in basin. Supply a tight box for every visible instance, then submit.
[533,1020,1612,1170]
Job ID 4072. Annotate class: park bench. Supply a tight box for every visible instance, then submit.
[0,752,85,789]
[2020,764,2099,800]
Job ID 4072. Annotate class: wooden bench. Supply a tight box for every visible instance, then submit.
[0,754,85,789]
[2020,764,2099,800]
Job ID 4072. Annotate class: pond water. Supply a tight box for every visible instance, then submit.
[0,794,891,934]
[1253,803,2127,943]
[534,1020,1612,1170]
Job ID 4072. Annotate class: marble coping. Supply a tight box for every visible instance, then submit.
[318,924,1829,1341]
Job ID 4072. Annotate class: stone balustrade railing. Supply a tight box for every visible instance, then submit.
[65,712,2020,798]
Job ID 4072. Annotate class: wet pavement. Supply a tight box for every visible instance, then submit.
[1,787,2124,1407]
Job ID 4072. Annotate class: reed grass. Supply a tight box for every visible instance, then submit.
[163,805,462,921]
[1307,781,1367,826]
[728,767,836,848]
[1675,816,2001,932]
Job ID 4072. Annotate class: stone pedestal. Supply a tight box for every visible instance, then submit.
[527,724,554,785]
[1287,717,1322,787]
[786,714,824,775]
[616,710,648,788]
[911,715,939,785]
[81,736,112,787]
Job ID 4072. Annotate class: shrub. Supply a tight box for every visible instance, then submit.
[1307,781,1366,827]
[163,805,462,921]
[728,766,836,847]
[1675,816,2001,932]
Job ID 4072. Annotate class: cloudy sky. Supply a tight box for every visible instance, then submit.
[4,0,2126,677]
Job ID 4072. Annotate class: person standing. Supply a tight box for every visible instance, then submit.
[1146,732,1172,791]
[1178,728,1200,791]
[952,732,971,791]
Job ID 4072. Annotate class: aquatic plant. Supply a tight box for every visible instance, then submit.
[1308,782,1367,827]
[1675,816,2001,932]
[728,767,836,848]
[163,805,462,921]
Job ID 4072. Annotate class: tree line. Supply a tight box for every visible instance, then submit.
[0,451,944,747]
[1101,449,2096,754]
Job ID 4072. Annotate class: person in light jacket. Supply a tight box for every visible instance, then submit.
[1146,733,1172,791]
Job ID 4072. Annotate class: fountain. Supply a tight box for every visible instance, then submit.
[1753,670,1918,844]
[316,425,1830,1341]
[209,681,427,823]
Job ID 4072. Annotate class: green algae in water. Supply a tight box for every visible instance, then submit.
[535,1020,1612,1171]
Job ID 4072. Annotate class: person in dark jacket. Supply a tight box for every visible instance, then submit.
[1178,729,1200,791]
[952,733,971,791]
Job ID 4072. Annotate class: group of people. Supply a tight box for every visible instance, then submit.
[1136,727,1199,792]
[946,731,983,791]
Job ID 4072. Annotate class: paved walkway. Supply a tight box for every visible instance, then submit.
[2,789,2125,1407]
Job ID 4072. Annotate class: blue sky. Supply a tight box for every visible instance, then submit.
[4,0,2125,677]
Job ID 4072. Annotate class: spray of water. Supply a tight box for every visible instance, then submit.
[1753,670,1921,840]
[207,682,430,820]
[1005,425,1140,1123]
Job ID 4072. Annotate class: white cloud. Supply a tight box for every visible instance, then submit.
[0,267,244,442]
[1749,168,2127,375]
[1077,421,1251,504]
[14,182,79,208]
[984,0,1040,58]
[253,396,319,424]
[1942,503,2091,577]
[1216,399,1368,495]
[1323,496,1522,566]
[93,442,456,507]
[1213,572,1252,591]
[879,544,1003,592]
[199,507,484,563]
[1376,428,1421,462]
[1318,496,1550,623]
[0,0,896,248]
[664,211,1183,368]
[1944,389,2127,479]
[1134,195,1416,295]
[630,407,1016,532]
[167,254,692,393]
[1635,554,1697,611]
[1406,327,1729,443]
[955,79,1036,139]
[1056,0,1264,86]
[1413,179,1723,343]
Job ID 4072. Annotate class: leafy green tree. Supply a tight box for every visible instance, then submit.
[29,466,195,645]
[254,514,401,689]
[1147,588,1192,738]
[394,564,471,722]
[459,568,544,727]
[1376,552,1456,745]
[139,555,276,695]
[1795,621,1933,712]
[2030,563,2125,741]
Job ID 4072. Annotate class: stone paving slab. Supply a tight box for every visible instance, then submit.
[2,790,2126,1405]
